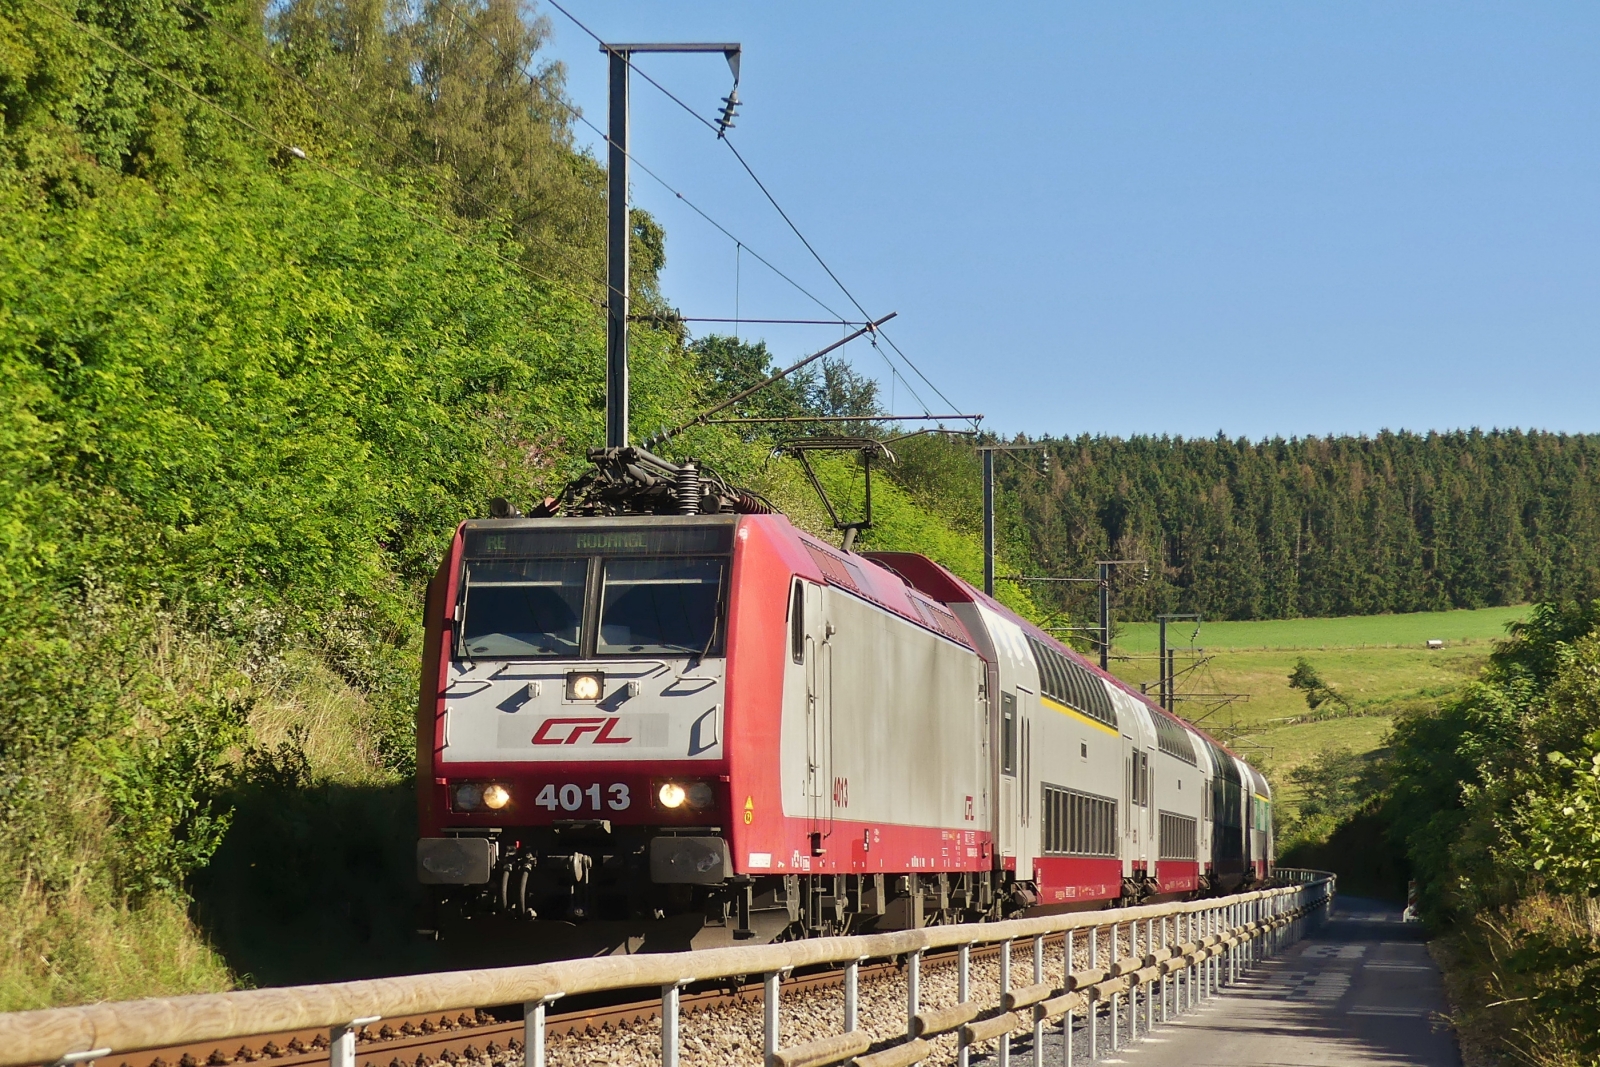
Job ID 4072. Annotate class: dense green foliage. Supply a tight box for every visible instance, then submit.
[986,431,1600,622]
[1385,602,1600,1063]
[1276,602,1600,1064]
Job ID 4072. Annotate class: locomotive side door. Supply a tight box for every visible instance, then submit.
[804,581,830,844]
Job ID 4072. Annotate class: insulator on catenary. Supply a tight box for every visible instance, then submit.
[675,461,701,514]
[724,489,773,515]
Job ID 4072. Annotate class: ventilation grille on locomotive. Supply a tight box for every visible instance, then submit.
[1159,810,1198,860]
[1027,636,1117,729]
[1153,712,1197,765]
[1041,784,1117,857]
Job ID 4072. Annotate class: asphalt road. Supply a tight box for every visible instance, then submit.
[981,895,1460,1067]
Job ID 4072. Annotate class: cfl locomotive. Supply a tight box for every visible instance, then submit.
[415,448,1272,950]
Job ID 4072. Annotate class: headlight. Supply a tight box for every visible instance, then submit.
[655,780,716,810]
[452,782,512,812]
[566,671,604,701]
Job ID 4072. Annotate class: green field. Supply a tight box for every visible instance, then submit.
[1104,605,1522,798]
[1114,604,1528,653]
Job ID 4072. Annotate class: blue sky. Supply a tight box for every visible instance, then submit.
[535,2,1599,440]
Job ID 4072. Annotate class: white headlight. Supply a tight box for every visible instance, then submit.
[482,783,511,810]
[568,672,603,701]
[658,782,687,808]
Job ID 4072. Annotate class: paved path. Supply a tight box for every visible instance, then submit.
[1117,895,1459,1066]
[981,895,1459,1067]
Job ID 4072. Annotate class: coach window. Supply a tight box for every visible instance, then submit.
[1001,692,1017,776]
[790,581,805,664]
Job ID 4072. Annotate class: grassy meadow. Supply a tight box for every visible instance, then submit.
[1114,604,1527,652]
[1105,605,1528,807]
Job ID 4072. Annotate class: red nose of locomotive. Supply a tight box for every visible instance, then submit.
[416,517,741,923]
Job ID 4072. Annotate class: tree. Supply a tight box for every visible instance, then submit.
[1288,658,1347,713]
[686,334,879,435]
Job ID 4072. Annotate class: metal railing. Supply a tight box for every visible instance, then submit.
[5,876,1334,1067]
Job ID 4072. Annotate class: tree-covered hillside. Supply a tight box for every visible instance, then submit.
[984,431,1600,623]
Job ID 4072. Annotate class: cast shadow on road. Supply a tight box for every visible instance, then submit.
[188,778,712,988]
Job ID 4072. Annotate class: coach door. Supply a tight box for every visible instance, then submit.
[1016,692,1039,880]
[998,690,1018,865]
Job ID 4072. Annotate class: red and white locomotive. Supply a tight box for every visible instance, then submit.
[416,449,1272,949]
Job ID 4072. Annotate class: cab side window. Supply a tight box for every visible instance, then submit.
[790,581,805,664]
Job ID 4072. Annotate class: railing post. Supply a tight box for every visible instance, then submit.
[998,939,1011,1067]
[1239,901,1247,974]
[1176,912,1184,1014]
[1157,915,1166,1024]
[1064,929,1075,1067]
[1146,917,1155,1031]
[764,971,781,1067]
[1128,919,1138,1042]
[1203,908,1216,1004]
[1087,925,1098,1062]
[329,1016,379,1067]
[1128,919,1138,1041]
[1211,905,1219,996]
[1185,911,1195,1011]
[1113,921,1126,1055]
[1226,903,1234,986]
[958,942,972,1067]
[1212,905,1220,996]
[663,981,690,1067]
[907,949,922,1041]
[523,995,563,1067]
[1033,935,1045,1066]
[1131,919,1140,1041]
[845,957,861,1033]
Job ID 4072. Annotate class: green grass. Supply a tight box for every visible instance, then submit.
[1114,604,1528,653]
[1108,645,1488,731]
[1105,606,1511,791]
